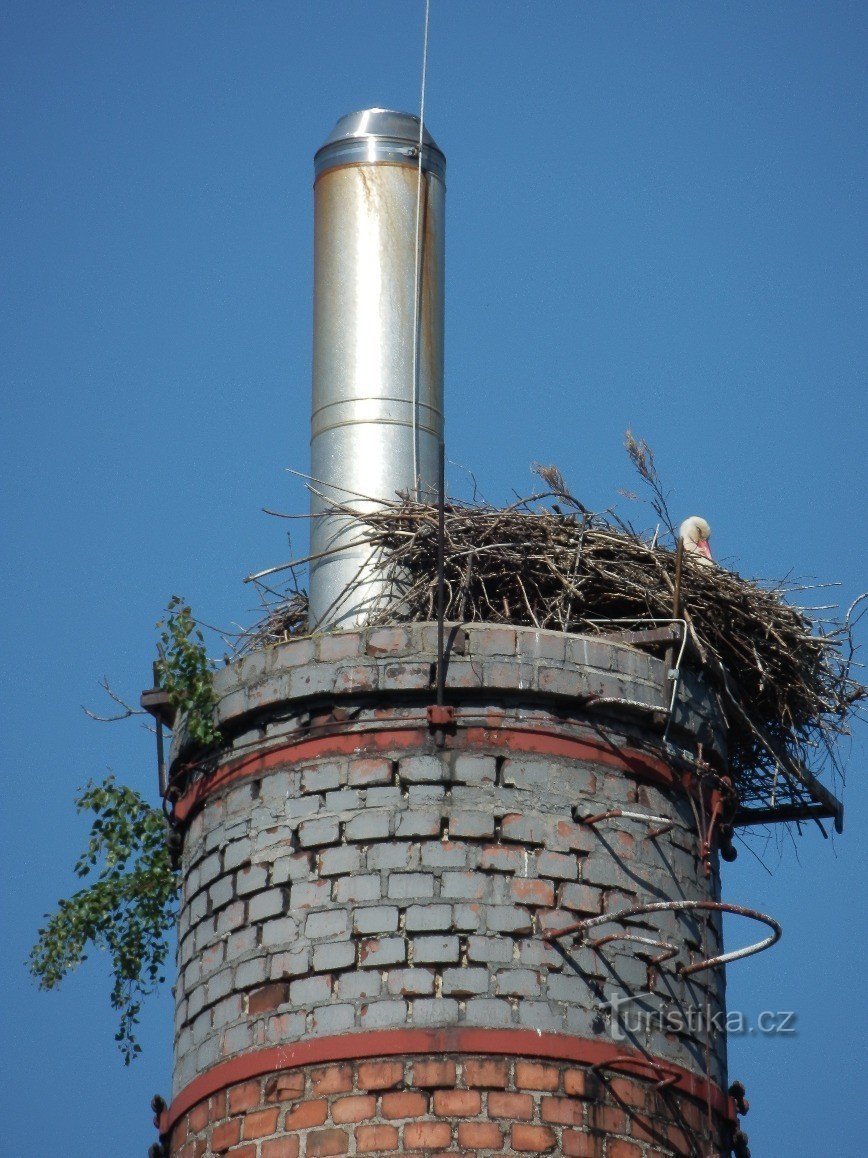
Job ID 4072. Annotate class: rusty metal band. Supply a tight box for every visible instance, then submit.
[170,722,690,824]
[159,1028,736,1136]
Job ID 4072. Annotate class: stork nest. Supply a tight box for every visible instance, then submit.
[244,486,864,810]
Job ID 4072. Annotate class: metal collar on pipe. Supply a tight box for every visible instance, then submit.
[314,107,446,179]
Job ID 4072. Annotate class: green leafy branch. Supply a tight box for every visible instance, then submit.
[28,776,178,1063]
[156,595,222,748]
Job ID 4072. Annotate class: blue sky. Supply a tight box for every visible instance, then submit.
[1,3,865,1154]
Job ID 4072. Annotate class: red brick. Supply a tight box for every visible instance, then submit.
[609,1077,648,1109]
[264,1072,305,1102]
[511,1124,557,1152]
[311,1063,353,1095]
[332,1094,377,1123]
[357,1060,405,1090]
[563,1070,589,1098]
[588,1105,626,1133]
[284,1099,328,1130]
[243,1108,280,1139]
[382,1090,428,1118]
[462,1058,509,1088]
[306,1128,349,1156]
[510,878,555,906]
[356,1124,399,1152]
[488,1091,534,1120]
[433,1089,482,1117]
[248,982,289,1015]
[211,1119,241,1153]
[188,1101,210,1133]
[515,1062,560,1091]
[458,1121,504,1149]
[228,1081,262,1114]
[403,1122,452,1149]
[261,1139,299,1158]
[541,1096,583,1126]
[562,1131,596,1156]
[667,1125,690,1152]
[225,1147,256,1158]
[608,1142,642,1158]
[412,1058,457,1087]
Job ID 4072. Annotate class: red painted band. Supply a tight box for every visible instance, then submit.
[172,724,681,823]
[160,1028,734,1135]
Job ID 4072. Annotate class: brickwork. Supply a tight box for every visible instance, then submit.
[166,624,733,1154]
[170,1054,729,1156]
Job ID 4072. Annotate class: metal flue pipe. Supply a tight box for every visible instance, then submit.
[309,109,446,630]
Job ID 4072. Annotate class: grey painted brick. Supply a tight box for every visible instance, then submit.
[271,852,314,885]
[546,973,589,1003]
[288,662,339,699]
[469,625,516,657]
[518,1001,564,1031]
[467,935,512,965]
[559,882,603,914]
[193,918,216,953]
[317,631,362,661]
[258,770,291,803]
[318,845,362,877]
[208,875,235,912]
[205,966,233,1005]
[290,974,332,1005]
[465,997,514,1026]
[334,664,379,694]
[454,903,484,931]
[212,994,243,1029]
[449,811,496,839]
[368,842,420,871]
[222,1021,255,1055]
[412,998,460,1025]
[290,879,331,909]
[346,812,391,841]
[312,941,356,973]
[353,905,400,935]
[260,916,299,947]
[501,814,547,845]
[386,968,436,996]
[441,967,489,996]
[269,949,310,980]
[441,871,489,901]
[405,904,453,932]
[310,1002,356,1034]
[381,660,430,689]
[366,626,411,655]
[325,789,362,812]
[347,757,392,788]
[518,939,561,969]
[387,872,435,900]
[235,957,268,989]
[495,969,541,998]
[237,864,269,895]
[361,999,409,1028]
[225,926,258,961]
[537,851,578,880]
[298,816,340,848]
[187,985,206,1019]
[195,1036,220,1071]
[264,1010,307,1042]
[396,810,441,838]
[399,754,444,783]
[285,796,322,822]
[363,786,403,810]
[337,971,382,999]
[452,754,497,786]
[485,906,533,935]
[358,936,406,969]
[189,891,208,924]
[421,841,469,869]
[408,784,447,804]
[335,874,381,904]
[248,888,286,922]
[305,909,350,940]
[501,758,552,791]
[413,935,459,964]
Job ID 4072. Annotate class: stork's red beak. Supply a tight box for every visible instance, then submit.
[698,539,713,560]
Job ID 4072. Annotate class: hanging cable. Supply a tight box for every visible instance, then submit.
[410,0,432,498]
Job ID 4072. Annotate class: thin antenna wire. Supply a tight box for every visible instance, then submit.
[410,0,432,498]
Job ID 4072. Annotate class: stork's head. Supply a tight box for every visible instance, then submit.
[679,516,713,562]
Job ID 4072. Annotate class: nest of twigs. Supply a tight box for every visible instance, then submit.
[243,448,865,811]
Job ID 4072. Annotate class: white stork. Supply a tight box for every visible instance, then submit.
[679,516,713,565]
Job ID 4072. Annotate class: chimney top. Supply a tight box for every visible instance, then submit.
[315,107,446,179]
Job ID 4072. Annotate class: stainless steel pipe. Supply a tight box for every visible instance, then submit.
[309,109,445,630]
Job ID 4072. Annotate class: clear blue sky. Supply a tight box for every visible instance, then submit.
[2,3,865,1154]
